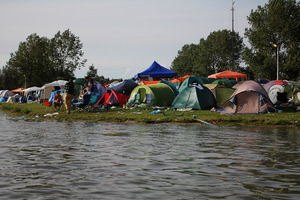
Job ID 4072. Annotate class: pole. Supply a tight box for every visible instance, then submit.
[276,47,279,80]
[24,75,26,89]
[231,1,235,68]
[273,44,279,80]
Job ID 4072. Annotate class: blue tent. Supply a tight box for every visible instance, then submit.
[134,61,177,78]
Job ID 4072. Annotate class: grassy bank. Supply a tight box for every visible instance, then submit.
[0,102,299,127]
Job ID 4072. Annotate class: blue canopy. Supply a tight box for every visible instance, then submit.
[134,61,177,78]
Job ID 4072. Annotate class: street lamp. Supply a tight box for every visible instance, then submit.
[273,44,279,80]
[24,75,26,89]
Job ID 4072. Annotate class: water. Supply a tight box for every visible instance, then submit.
[0,113,300,199]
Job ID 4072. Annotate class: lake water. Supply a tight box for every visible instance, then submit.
[0,112,300,199]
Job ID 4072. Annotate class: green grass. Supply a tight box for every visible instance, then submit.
[0,102,299,127]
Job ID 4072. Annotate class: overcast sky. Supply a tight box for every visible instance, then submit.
[0,0,268,79]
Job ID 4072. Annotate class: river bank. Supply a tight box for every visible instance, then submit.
[0,102,299,127]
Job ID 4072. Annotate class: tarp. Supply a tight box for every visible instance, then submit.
[171,85,216,110]
[134,61,177,78]
[217,80,276,114]
[208,70,247,81]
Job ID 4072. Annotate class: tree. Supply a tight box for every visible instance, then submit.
[86,64,110,85]
[171,30,244,77]
[49,29,86,80]
[244,0,300,80]
[2,30,86,89]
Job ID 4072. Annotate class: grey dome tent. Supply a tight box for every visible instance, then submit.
[217,80,276,114]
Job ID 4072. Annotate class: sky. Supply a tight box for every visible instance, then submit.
[0,0,268,80]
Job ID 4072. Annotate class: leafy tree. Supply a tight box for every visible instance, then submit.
[49,29,86,81]
[170,44,198,76]
[171,30,244,77]
[2,30,86,89]
[244,0,300,80]
[86,64,110,85]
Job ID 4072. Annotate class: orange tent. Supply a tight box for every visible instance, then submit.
[208,70,247,81]
[12,88,25,92]
[170,75,192,83]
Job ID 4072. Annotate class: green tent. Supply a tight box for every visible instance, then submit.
[204,84,235,107]
[215,87,236,107]
[73,78,87,99]
[128,83,175,107]
[178,76,204,92]
[171,85,216,110]
[211,79,232,88]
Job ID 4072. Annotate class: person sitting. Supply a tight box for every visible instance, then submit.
[53,90,63,111]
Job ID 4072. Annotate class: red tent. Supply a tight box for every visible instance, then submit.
[208,70,247,81]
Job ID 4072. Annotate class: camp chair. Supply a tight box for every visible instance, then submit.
[43,99,55,112]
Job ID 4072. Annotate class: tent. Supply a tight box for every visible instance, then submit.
[127,83,175,107]
[204,84,235,107]
[0,90,13,97]
[134,61,177,79]
[159,80,179,96]
[208,70,247,81]
[211,79,233,88]
[73,78,88,99]
[263,80,287,93]
[23,86,42,97]
[39,80,68,100]
[98,80,138,106]
[217,80,276,114]
[12,88,25,95]
[171,85,216,110]
[178,76,204,92]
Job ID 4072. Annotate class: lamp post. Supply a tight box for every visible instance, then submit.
[273,44,279,80]
[24,75,26,89]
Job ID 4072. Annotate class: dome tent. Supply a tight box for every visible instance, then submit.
[217,80,276,114]
[171,85,216,110]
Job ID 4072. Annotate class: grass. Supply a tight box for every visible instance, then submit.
[0,102,299,127]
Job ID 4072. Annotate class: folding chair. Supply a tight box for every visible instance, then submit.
[43,99,55,112]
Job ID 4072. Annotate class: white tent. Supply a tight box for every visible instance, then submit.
[0,90,13,97]
[39,80,68,100]
[23,86,42,97]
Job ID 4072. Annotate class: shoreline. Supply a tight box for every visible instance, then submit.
[0,103,299,127]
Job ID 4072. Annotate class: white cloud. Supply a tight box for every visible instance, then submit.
[0,0,268,80]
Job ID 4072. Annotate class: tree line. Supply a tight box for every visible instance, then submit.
[171,0,300,81]
[0,0,299,90]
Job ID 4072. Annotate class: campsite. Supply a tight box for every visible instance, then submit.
[0,61,300,127]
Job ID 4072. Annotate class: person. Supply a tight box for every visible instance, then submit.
[84,76,94,93]
[64,80,75,114]
[53,90,63,111]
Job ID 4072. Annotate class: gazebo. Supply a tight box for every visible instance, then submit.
[208,70,247,81]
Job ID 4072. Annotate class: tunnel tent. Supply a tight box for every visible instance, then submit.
[127,83,175,107]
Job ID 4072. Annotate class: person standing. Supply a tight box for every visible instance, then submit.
[64,79,75,114]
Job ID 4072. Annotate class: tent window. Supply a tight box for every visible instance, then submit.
[145,94,152,103]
